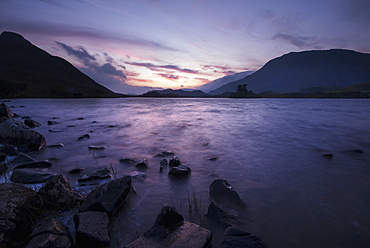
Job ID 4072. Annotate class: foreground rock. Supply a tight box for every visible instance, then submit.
[125,205,212,248]
[79,176,132,213]
[0,118,46,152]
[25,219,75,248]
[209,179,246,209]
[75,211,110,248]
[38,174,83,210]
[10,168,58,184]
[218,227,268,248]
[0,183,43,248]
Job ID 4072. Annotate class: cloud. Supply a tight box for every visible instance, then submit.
[126,62,199,74]
[157,74,180,80]
[56,41,126,79]
[271,33,322,49]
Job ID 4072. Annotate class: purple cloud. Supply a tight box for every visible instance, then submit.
[126,62,199,74]
[271,33,322,49]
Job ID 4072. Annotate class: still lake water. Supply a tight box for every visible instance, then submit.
[6,98,370,247]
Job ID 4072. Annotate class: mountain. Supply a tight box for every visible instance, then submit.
[196,71,254,93]
[209,49,370,95]
[142,89,209,97]
[0,31,122,98]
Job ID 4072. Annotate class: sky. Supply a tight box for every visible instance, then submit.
[1,0,370,94]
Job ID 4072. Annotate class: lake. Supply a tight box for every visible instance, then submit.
[4,98,370,247]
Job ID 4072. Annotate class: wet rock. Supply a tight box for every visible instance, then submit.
[125,205,212,248]
[343,149,364,154]
[13,160,52,170]
[68,168,84,174]
[0,144,18,156]
[75,211,110,248]
[78,134,90,140]
[169,156,181,167]
[47,120,58,125]
[0,152,6,162]
[0,118,46,152]
[38,174,83,210]
[88,145,106,150]
[160,159,168,167]
[48,142,65,148]
[218,227,268,248]
[322,153,333,158]
[79,176,132,213]
[168,165,191,177]
[208,157,218,161]
[0,162,7,175]
[0,183,43,248]
[0,103,14,119]
[7,152,36,168]
[78,168,111,183]
[205,202,232,228]
[26,219,75,248]
[11,168,58,184]
[136,159,148,168]
[21,116,30,119]
[130,171,146,180]
[119,158,136,164]
[77,117,84,120]
[210,179,246,209]
[155,150,175,157]
[48,129,62,132]
[24,119,42,128]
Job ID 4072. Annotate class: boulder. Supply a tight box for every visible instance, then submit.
[10,168,58,184]
[38,174,83,210]
[209,179,246,209]
[75,211,110,248]
[218,227,268,248]
[24,119,42,128]
[169,156,181,167]
[168,165,191,177]
[136,159,148,168]
[0,183,43,247]
[125,205,212,248]
[25,219,75,248]
[0,103,13,119]
[0,118,46,152]
[13,160,52,170]
[79,176,132,213]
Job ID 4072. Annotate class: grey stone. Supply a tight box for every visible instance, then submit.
[79,176,132,213]
[26,219,75,248]
[75,211,109,248]
[11,168,58,184]
[38,174,83,210]
[218,227,268,248]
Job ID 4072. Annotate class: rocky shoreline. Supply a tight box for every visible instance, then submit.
[0,102,268,248]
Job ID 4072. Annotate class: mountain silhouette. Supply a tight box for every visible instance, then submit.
[0,31,122,98]
[210,49,370,95]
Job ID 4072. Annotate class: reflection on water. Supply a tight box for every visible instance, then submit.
[6,98,370,247]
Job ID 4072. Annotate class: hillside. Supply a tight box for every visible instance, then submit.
[141,89,209,97]
[0,31,122,98]
[196,71,254,93]
[210,49,370,95]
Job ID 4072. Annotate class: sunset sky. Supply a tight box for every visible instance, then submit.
[1,0,369,94]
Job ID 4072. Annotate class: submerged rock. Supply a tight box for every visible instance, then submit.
[130,171,146,180]
[38,174,83,210]
[10,168,58,184]
[13,160,52,170]
[48,142,65,148]
[79,176,132,213]
[24,119,42,128]
[78,134,90,140]
[25,219,75,248]
[209,179,246,209]
[78,168,111,183]
[88,145,106,150]
[119,158,136,164]
[47,120,58,125]
[155,151,175,157]
[75,211,110,248]
[168,165,191,178]
[0,118,46,152]
[125,205,212,248]
[169,156,181,167]
[136,159,148,168]
[218,227,268,248]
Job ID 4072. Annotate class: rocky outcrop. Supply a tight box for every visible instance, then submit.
[0,183,43,248]
[218,227,268,248]
[125,205,212,248]
[38,174,83,210]
[0,112,46,152]
[25,219,75,248]
[79,176,132,213]
[75,211,110,248]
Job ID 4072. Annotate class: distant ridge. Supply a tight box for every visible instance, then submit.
[210,49,370,95]
[0,31,122,98]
